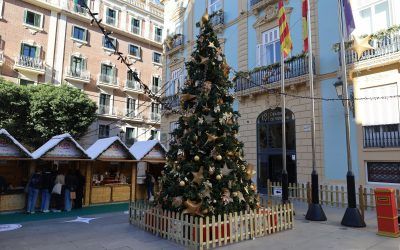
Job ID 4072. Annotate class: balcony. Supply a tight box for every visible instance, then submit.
[131,26,141,35]
[162,95,180,110]
[13,56,45,75]
[151,85,161,95]
[154,34,162,43]
[68,3,88,17]
[97,105,116,117]
[0,51,3,67]
[363,124,400,148]
[97,74,119,89]
[106,16,117,27]
[65,67,90,84]
[210,10,224,32]
[150,112,161,122]
[123,109,143,121]
[124,80,143,94]
[342,32,400,72]
[234,55,313,95]
[166,34,184,54]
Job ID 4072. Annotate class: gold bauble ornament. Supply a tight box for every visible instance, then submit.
[194,155,200,161]
[216,155,222,161]
[352,35,374,60]
[202,208,209,214]
[216,174,222,180]
[179,181,185,187]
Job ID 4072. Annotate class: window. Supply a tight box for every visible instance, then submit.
[131,18,141,35]
[126,127,136,146]
[367,162,400,184]
[358,1,390,34]
[21,44,37,58]
[99,124,110,139]
[128,44,140,58]
[154,27,163,42]
[152,103,160,114]
[19,79,34,85]
[72,26,87,42]
[257,27,280,66]
[167,68,182,96]
[208,0,222,14]
[152,76,160,92]
[103,36,117,50]
[70,56,86,76]
[106,8,117,26]
[23,10,42,28]
[150,129,159,140]
[153,52,162,64]
[0,0,4,19]
[101,64,113,76]
[99,93,111,115]
[363,124,400,148]
[126,97,136,117]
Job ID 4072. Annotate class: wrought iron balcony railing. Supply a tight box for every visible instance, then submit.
[166,34,184,52]
[131,25,141,35]
[154,34,162,43]
[66,67,90,81]
[342,32,400,65]
[363,124,400,148]
[234,55,313,92]
[125,80,141,91]
[14,56,45,71]
[152,85,161,94]
[69,3,88,16]
[151,112,161,121]
[98,105,115,116]
[106,16,116,26]
[210,10,224,27]
[97,74,118,86]
[162,94,180,110]
[124,109,142,119]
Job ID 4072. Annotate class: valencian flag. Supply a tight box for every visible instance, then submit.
[343,0,355,35]
[302,0,308,52]
[278,0,292,58]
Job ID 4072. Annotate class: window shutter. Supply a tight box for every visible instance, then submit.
[83,28,87,41]
[23,9,27,23]
[256,44,261,66]
[82,58,87,70]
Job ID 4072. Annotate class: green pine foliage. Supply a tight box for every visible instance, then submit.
[157,15,258,216]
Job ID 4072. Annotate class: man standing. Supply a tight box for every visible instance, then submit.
[145,170,155,201]
[26,171,42,214]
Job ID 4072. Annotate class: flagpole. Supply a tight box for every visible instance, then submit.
[281,53,289,204]
[337,0,365,227]
[305,0,326,221]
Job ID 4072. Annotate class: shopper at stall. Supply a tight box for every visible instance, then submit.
[51,171,64,212]
[40,169,53,213]
[65,170,77,211]
[26,171,42,214]
[145,170,155,201]
[74,170,85,209]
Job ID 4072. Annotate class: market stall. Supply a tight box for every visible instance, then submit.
[129,140,166,200]
[0,129,32,212]
[86,137,136,204]
[32,133,91,206]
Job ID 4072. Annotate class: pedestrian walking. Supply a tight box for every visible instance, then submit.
[40,169,53,213]
[26,171,42,214]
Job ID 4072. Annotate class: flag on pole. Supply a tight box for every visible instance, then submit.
[302,0,308,52]
[343,0,355,36]
[278,0,293,58]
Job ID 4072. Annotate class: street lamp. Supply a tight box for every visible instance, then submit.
[333,78,366,227]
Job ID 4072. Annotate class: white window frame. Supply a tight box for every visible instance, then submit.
[23,8,44,31]
[154,25,163,42]
[357,0,392,35]
[71,25,88,43]
[257,27,280,67]
[0,0,4,19]
[152,52,162,65]
[128,43,141,59]
[102,36,117,51]
[125,126,138,140]
[167,68,182,96]
[98,124,110,138]
[208,0,223,14]
[131,17,141,35]
[105,7,118,27]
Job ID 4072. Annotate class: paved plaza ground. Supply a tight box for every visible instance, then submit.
[0,201,399,250]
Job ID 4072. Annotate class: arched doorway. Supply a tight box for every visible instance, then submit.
[257,108,297,194]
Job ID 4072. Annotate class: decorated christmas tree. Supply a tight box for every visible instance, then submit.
[157,13,258,216]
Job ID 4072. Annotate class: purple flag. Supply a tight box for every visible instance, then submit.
[343,0,355,35]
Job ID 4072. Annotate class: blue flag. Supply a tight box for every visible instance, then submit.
[343,0,355,35]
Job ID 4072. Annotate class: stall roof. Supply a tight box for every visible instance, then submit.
[32,133,90,159]
[129,140,167,161]
[86,136,135,160]
[0,129,32,158]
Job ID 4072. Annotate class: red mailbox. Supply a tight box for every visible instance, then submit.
[374,188,399,238]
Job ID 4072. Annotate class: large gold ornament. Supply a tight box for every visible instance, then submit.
[201,12,209,24]
[206,133,218,144]
[216,174,222,180]
[179,180,185,187]
[208,42,216,49]
[199,56,210,64]
[191,166,204,185]
[183,200,203,216]
[245,164,256,180]
[236,191,245,202]
[202,180,212,198]
[352,35,374,60]
[194,155,200,161]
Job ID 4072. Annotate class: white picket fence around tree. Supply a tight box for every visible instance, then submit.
[129,201,294,249]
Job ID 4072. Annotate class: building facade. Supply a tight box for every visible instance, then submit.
[0,0,164,148]
[160,0,400,190]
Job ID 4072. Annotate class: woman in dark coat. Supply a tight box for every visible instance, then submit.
[74,170,85,209]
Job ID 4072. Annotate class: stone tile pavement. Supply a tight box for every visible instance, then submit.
[0,201,399,250]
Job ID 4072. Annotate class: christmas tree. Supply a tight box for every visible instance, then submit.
[157,12,258,216]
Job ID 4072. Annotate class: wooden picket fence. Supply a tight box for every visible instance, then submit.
[129,201,294,249]
[267,180,400,218]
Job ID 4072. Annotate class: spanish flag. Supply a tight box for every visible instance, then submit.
[278,0,292,58]
[302,0,308,52]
